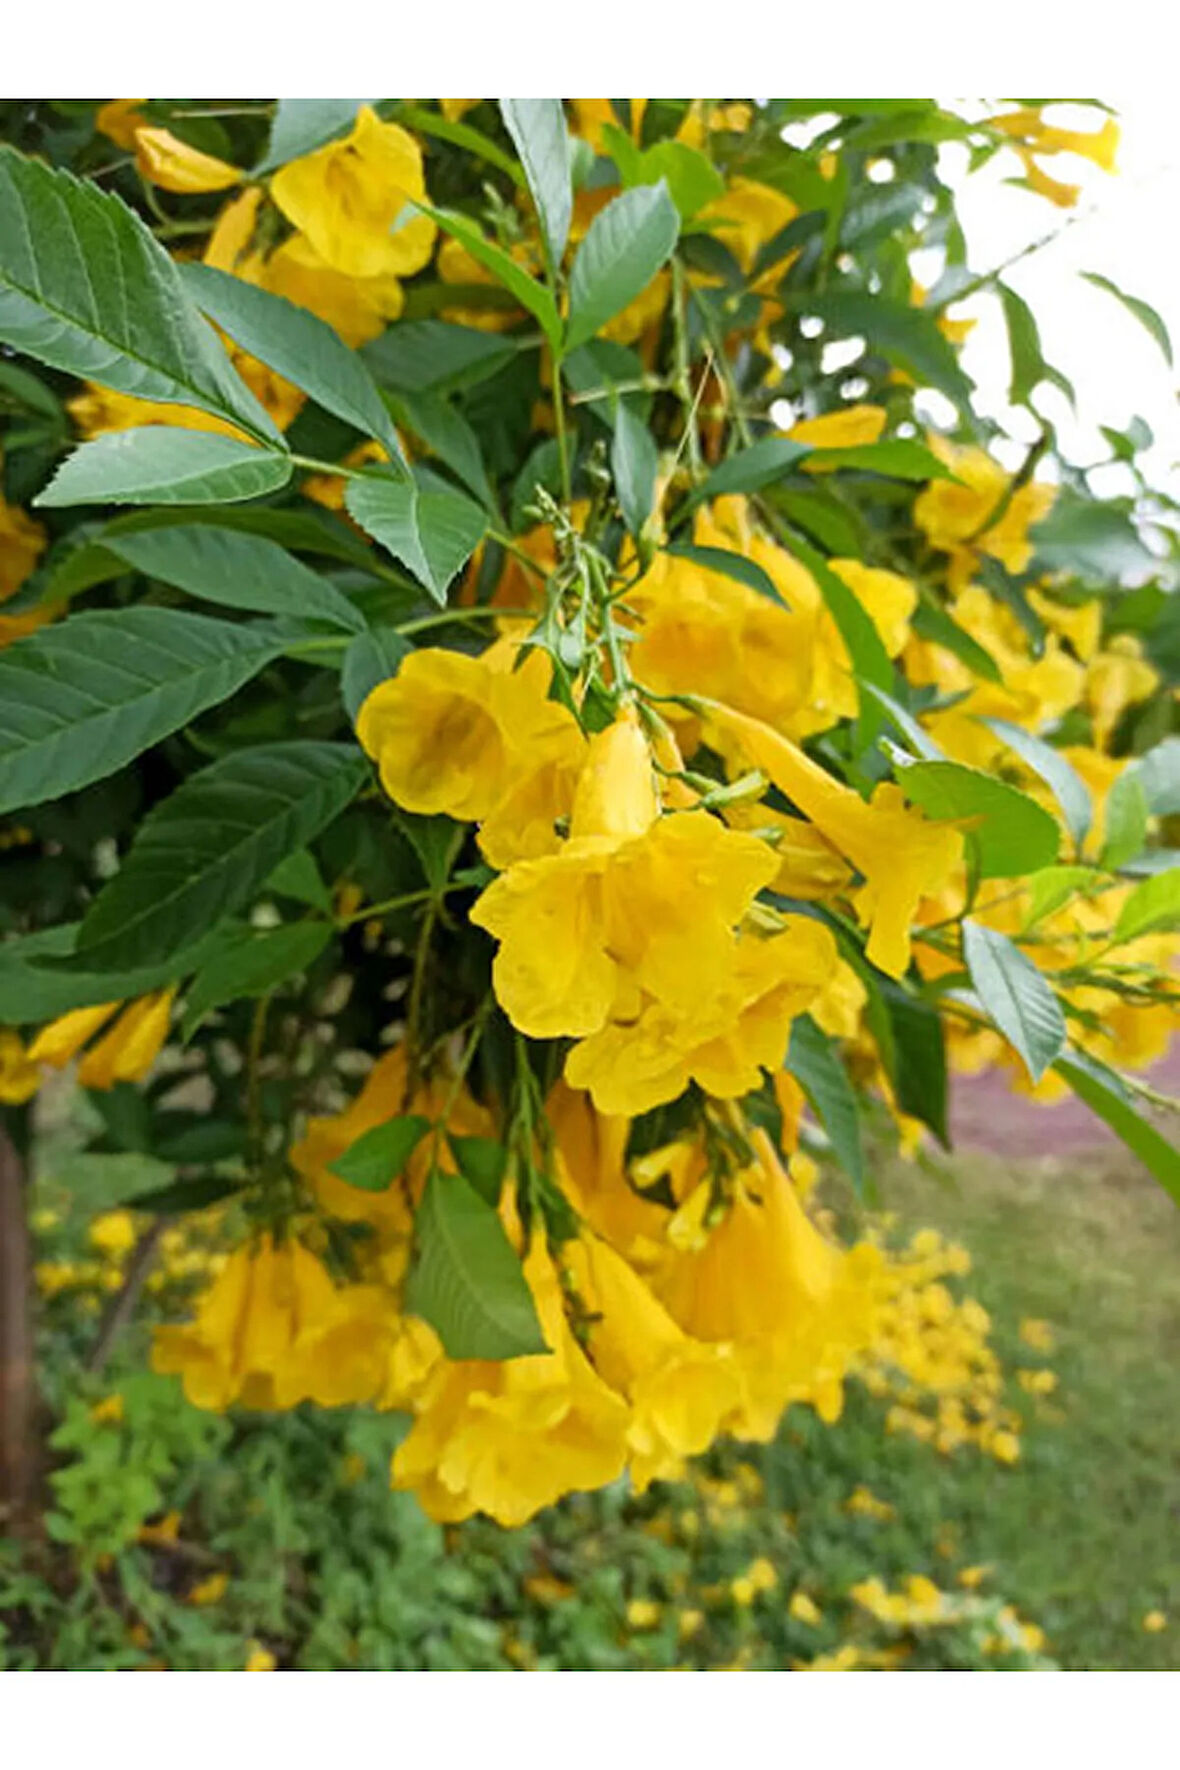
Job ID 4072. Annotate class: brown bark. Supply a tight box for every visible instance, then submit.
[0,1119,34,1536]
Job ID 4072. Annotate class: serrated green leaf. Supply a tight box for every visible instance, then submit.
[390,390,497,511]
[0,144,280,445]
[180,921,333,1040]
[180,263,406,470]
[36,428,293,508]
[603,126,725,220]
[665,543,786,606]
[329,1114,431,1192]
[406,1168,546,1359]
[104,524,365,632]
[345,470,486,604]
[1081,272,1173,368]
[255,98,371,173]
[1055,1053,1180,1206]
[1101,769,1149,870]
[982,717,1092,849]
[1111,868,1180,946]
[364,320,516,395]
[896,758,1060,878]
[786,1014,865,1192]
[962,919,1066,1083]
[417,205,562,352]
[74,742,367,972]
[610,399,658,538]
[1023,865,1102,930]
[500,99,572,268]
[565,182,680,353]
[0,608,281,816]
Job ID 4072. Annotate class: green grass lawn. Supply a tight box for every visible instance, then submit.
[877,1140,1180,1670]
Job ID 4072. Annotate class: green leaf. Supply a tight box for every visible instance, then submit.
[802,290,973,409]
[910,595,1003,685]
[786,1014,865,1193]
[255,98,370,173]
[0,608,281,816]
[447,1134,508,1208]
[1111,868,1180,945]
[265,849,332,911]
[896,758,1060,878]
[565,182,680,353]
[803,440,957,481]
[74,742,367,971]
[1101,769,1149,870]
[406,1167,547,1359]
[861,683,942,761]
[1023,865,1101,930]
[181,921,333,1040]
[390,390,497,511]
[363,320,516,395]
[1055,1053,1180,1206]
[665,543,786,606]
[341,626,411,724]
[1137,738,1180,817]
[877,978,950,1147]
[328,1114,431,1192]
[180,263,407,470]
[418,205,562,353]
[961,919,1066,1083]
[36,428,293,508]
[500,99,572,268]
[1081,272,1173,368]
[998,283,1046,404]
[0,922,236,1025]
[345,470,486,605]
[603,126,725,220]
[0,145,281,446]
[982,717,1092,849]
[610,399,658,538]
[103,524,365,632]
[688,436,811,507]
[1031,489,1157,581]
[121,1174,244,1215]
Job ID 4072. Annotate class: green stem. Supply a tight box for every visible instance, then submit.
[551,355,573,505]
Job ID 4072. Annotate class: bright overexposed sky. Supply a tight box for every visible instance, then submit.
[930,100,1180,497]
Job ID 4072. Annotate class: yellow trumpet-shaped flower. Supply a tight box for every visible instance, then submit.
[134,127,243,194]
[0,1030,40,1105]
[471,716,777,1040]
[271,106,436,280]
[357,642,586,866]
[0,493,47,600]
[788,403,887,456]
[710,704,963,978]
[914,439,1055,591]
[28,990,176,1089]
[152,1236,396,1411]
[563,1231,744,1491]
[392,1233,629,1526]
[95,99,145,149]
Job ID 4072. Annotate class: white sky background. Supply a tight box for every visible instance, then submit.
[930,100,1180,498]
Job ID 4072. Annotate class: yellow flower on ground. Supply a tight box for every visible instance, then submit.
[88,1210,138,1260]
[245,1643,278,1671]
[134,127,242,193]
[1143,1610,1167,1633]
[845,1485,896,1521]
[271,106,436,280]
[187,1571,229,1607]
[626,1598,662,1630]
[89,1393,125,1426]
[1019,1317,1056,1354]
[789,1591,822,1625]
